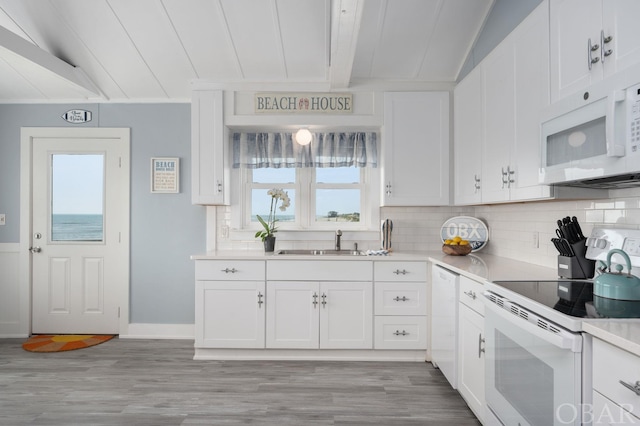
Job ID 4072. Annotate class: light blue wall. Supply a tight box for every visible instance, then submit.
[0,103,205,324]
[458,0,543,81]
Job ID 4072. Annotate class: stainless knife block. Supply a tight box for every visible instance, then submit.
[557,240,595,279]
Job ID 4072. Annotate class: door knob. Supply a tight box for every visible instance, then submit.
[29,246,41,253]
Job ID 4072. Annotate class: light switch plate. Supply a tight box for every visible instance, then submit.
[0,214,5,225]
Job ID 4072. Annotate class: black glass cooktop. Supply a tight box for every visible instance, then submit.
[492,280,640,319]
[492,280,593,317]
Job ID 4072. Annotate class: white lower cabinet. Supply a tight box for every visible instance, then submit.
[194,258,428,360]
[195,281,265,348]
[374,261,428,350]
[457,276,485,423]
[592,338,640,425]
[194,260,267,349]
[374,316,427,350]
[266,281,373,349]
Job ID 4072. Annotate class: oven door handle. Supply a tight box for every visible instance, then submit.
[484,294,582,353]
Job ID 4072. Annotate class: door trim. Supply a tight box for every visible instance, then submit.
[20,127,130,336]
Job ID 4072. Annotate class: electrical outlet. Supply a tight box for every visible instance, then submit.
[0,214,5,226]
[531,231,539,248]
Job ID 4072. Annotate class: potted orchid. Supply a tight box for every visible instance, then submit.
[255,188,290,252]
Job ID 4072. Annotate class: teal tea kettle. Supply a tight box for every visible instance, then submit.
[594,249,640,301]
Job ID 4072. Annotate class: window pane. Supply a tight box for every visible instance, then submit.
[253,168,295,183]
[316,166,360,183]
[251,189,295,223]
[51,154,104,241]
[316,189,360,222]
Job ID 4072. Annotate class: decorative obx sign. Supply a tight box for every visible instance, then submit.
[255,93,353,114]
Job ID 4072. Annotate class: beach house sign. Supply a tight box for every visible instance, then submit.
[255,93,352,114]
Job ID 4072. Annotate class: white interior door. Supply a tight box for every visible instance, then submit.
[30,129,129,334]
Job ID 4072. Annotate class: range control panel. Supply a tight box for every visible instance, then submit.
[586,228,640,269]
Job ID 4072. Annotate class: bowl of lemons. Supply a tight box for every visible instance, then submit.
[442,236,472,256]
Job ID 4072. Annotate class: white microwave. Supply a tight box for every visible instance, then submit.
[540,82,640,188]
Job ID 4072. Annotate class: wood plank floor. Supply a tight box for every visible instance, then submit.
[0,338,481,425]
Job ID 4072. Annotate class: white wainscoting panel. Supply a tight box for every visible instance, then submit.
[0,244,23,337]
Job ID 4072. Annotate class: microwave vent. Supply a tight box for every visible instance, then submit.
[554,173,640,189]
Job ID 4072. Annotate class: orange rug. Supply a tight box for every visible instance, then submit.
[22,334,115,353]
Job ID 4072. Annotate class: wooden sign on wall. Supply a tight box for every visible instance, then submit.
[255,93,352,114]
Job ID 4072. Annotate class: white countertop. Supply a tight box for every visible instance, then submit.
[583,320,640,357]
[192,249,558,281]
[191,250,435,261]
[428,252,558,283]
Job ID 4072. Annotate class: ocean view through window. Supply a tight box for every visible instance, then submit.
[51,154,105,242]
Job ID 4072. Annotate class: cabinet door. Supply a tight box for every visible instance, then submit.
[320,282,373,349]
[549,0,603,102]
[481,41,514,203]
[382,92,450,206]
[602,0,640,77]
[458,304,485,423]
[454,67,483,205]
[511,0,552,201]
[195,281,265,348]
[266,282,319,349]
[191,90,228,205]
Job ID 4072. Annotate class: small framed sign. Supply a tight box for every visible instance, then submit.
[151,157,179,193]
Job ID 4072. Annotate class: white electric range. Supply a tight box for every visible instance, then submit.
[483,228,640,426]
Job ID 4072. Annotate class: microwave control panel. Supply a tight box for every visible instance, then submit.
[627,83,640,153]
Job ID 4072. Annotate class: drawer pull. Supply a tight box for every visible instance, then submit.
[619,380,640,396]
[393,296,409,302]
[464,290,477,300]
[393,330,409,336]
[393,269,408,275]
[221,268,238,273]
[257,292,264,308]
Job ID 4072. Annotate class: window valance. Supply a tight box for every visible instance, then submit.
[232,132,378,169]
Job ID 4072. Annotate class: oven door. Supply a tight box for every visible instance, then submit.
[485,298,583,426]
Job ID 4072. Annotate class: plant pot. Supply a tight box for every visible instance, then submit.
[263,236,276,252]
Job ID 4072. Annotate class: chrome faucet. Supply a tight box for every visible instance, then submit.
[335,230,342,251]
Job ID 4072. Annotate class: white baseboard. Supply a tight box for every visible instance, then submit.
[120,323,194,340]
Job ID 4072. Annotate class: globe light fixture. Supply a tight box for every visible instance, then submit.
[295,128,313,146]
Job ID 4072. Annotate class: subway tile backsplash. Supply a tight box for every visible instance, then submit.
[214,187,640,269]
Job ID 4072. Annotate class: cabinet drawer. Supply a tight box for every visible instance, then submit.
[195,260,265,281]
[267,260,372,281]
[459,276,484,315]
[374,316,427,350]
[593,390,640,425]
[593,338,640,419]
[374,261,427,282]
[374,282,427,316]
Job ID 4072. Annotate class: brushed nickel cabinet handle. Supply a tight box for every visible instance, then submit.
[619,380,640,396]
[393,296,409,302]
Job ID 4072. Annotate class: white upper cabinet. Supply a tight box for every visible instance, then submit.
[191,90,229,205]
[453,68,483,205]
[550,0,640,102]
[382,92,450,206]
[461,0,551,204]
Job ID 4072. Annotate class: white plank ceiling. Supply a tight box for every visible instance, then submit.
[0,0,493,102]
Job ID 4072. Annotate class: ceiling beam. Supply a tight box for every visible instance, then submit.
[0,25,101,98]
[329,0,364,90]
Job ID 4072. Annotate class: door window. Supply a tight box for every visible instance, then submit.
[51,154,105,242]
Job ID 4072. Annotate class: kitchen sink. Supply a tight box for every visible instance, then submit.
[276,249,367,256]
